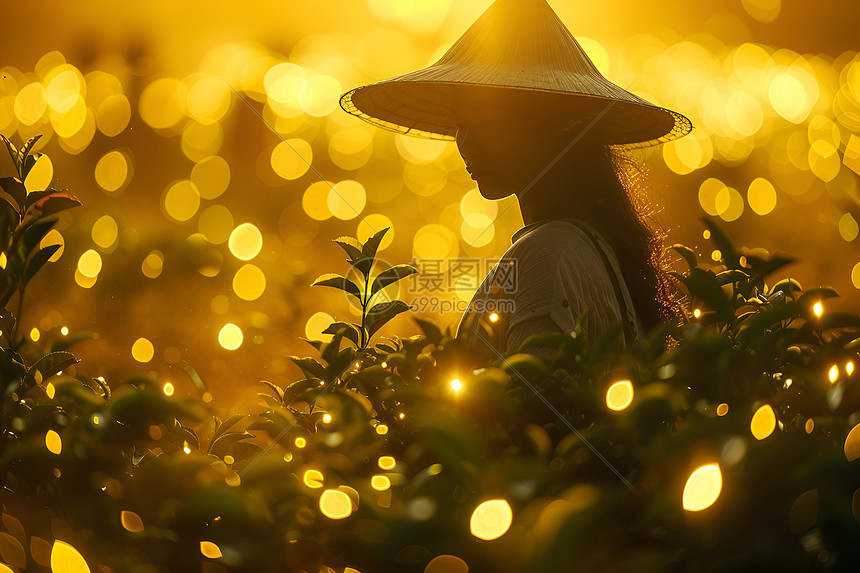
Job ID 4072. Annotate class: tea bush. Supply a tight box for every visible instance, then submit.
[2,141,860,572]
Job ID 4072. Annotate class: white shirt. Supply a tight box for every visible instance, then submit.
[456,218,644,354]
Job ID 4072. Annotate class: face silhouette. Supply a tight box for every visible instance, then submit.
[453,88,567,201]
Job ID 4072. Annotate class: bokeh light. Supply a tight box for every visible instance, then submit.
[750,404,777,440]
[228,223,263,260]
[606,380,634,411]
[132,337,155,363]
[683,464,722,511]
[163,180,201,222]
[94,150,130,192]
[320,489,353,519]
[271,139,313,180]
[470,499,513,541]
[233,264,266,300]
[50,540,90,573]
[139,78,187,130]
[191,156,231,200]
[219,323,244,350]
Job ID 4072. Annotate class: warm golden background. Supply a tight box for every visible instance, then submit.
[1,0,859,409]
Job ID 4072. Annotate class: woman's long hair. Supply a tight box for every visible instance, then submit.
[563,136,684,333]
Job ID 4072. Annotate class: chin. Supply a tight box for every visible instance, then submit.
[476,180,514,201]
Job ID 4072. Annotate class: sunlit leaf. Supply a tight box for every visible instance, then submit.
[210,431,255,457]
[0,135,20,174]
[213,414,248,441]
[30,352,79,382]
[361,227,388,260]
[311,273,362,300]
[670,244,698,269]
[28,191,82,218]
[321,322,361,346]
[702,218,736,263]
[370,264,418,296]
[19,135,43,168]
[366,300,410,340]
[23,244,61,284]
[333,236,363,261]
[500,353,550,379]
[290,356,327,380]
[413,317,444,347]
[0,177,25,211]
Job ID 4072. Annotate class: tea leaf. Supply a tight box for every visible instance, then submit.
[311,273,362,300]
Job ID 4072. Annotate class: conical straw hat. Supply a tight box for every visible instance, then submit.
[340,0,691,147]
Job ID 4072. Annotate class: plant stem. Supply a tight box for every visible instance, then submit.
[360,270,370,349]
[11,285,24,347]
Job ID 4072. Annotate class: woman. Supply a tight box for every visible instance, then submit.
[340,0,691,354]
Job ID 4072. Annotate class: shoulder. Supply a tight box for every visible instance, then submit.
[508,220,604,271]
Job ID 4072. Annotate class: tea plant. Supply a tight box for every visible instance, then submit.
[3,195,860,572]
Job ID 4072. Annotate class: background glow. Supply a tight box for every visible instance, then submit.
[2,0,858,413]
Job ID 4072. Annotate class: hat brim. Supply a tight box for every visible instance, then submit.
[341,81,692,148]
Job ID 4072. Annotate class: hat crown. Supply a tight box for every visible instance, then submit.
[339,0,692,146]
[435,0,604,82]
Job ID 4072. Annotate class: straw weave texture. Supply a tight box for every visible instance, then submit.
[340,0,692,147]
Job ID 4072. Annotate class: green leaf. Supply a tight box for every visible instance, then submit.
[19,135,42,166]
[818,313,860,331]
[320,333,345,367]
[22,153,40,182]
[0,346,26,387]
[299,337,323,352]
[500,353,551,379]
[210,431,255,457]
[0,195,19,227]
[30,351,79,380]
[684,268,735,323]
[367,300,410,340]
[27,191,82,218]
[715,269,749,285]
[516,331,571,352]
[746,255,796,285]
[361,227,388,260]
[23,244,60,285]
[771,278,802,295]
[736,301,800,345]
[670,244,698,269]
[261,380,285,403]
[214,414,248,441]
[371,264,419,296]
[797,287,840,307]
[333,236,363,261]
[92,376,111,400]
[0,135,21,174]
[0,177,25,211]
[311,273,362,300]
[413,317,443,347]
[702,218,737,263]
[326,346,358,381]
[0,307,15,340]
[322,321,361,346]
[21,219,57,255]
[172,419,200,449]
[290,356,327,380]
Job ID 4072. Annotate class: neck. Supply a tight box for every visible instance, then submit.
[517,166,598,225]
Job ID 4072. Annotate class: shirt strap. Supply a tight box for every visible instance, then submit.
[562,218,639,346]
